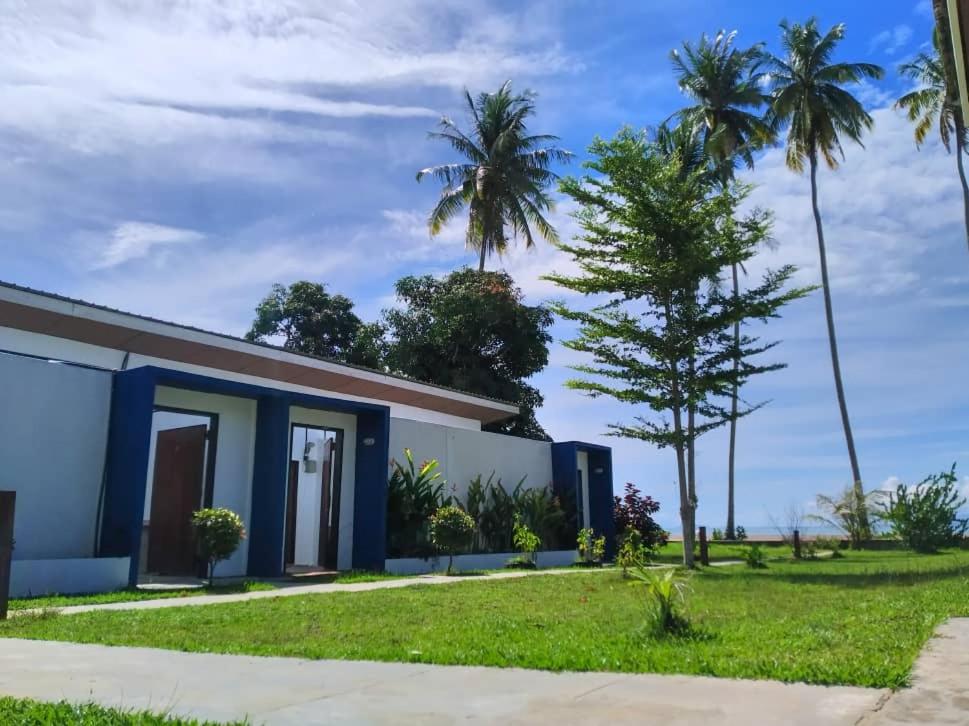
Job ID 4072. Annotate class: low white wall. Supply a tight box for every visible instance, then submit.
[388,419,554,505]
[10,557,131,598]
[150,387,257,577]
[0,351,112,561]
[385,550,578,575]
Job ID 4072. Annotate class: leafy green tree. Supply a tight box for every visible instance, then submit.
[191,508,246,582]
[417,81,571,271]
[246,281,384,368]
[383,269,553,440]
[896,31,969,251]
[766,19,884,538]
[546,130,809,567]
[671,29,775,541]
[429,505,476,574]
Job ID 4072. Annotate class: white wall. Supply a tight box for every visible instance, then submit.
[150,386,257,576]
[0,351,112,560]
[0,326,484,430]
[11,557,130,598]
[289,406,357,571]
[388,418,554,505]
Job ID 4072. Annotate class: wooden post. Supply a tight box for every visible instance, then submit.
[0,492,15,620]
[793,528,802,559]
[698,526,709,566]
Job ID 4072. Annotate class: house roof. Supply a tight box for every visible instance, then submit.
[0,280,519,424]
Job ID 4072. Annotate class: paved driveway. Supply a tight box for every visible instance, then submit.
[0,639,883,725]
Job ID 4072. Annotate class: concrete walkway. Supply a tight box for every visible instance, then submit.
[16,565,726,618]
[0,639,883,725]
[861,618,969,725]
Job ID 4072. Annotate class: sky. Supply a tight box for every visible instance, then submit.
[2,0,968,532]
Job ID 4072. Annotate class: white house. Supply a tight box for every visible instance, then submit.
[0,281,615,597]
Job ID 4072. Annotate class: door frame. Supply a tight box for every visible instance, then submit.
[287,422,344,570]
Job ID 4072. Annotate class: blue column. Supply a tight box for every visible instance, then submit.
[100,367,156,585]
[247,395,290,577]
[352,407,390,570]
[587,448,616,558]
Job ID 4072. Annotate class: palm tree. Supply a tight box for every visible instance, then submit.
[766,19,884,537]
[416,81,570,271]
[671,30,774,540]
[896,31,969,251]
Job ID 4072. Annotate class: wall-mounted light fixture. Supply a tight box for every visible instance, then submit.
[593,467,605,474]
[362,437,376,446]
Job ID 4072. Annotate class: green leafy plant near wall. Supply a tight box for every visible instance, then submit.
[462,473,571,553]
[507,514,541,569]
[880,465,968,553]
[386,449,447,558]
[577,527,606,565]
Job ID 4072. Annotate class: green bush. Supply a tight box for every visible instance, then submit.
[628,564,690,634]
[191,508,245,581]
[386,449,447,558]
[809,487,882,549]
[711,528,724,541]
[577,527,606,565]
[511,514,541,567]
[880,465,968,553]
[742,543,768,569]
[734,526,747,541]
[429,505,475,574]
[617,530,651,575]
[463,473,570,553]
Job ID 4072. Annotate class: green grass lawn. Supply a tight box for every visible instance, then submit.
[652,541,792,564]
[3,550,967,688]
[0,696,243,725]
[7,581,277,611]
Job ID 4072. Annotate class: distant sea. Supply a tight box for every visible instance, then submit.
[661,524,845,537]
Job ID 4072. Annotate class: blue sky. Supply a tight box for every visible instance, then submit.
[2,0,967,531]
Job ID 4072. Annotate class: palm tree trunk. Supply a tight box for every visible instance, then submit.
[809,154,869,536]
[478,242,487,272]
[956,127,969,253]
[726,262,740,540]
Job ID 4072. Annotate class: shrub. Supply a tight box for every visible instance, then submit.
[577,527,605,565]
[880,465,968,553]
[613,483,667,551]
[512,514,541,566]
[617,530,651,575]
[191,508,246,581]
[734,526,747,541]
[711,528,724,541]
[628,564,690,634]
[809,486,882,549]
[463,474,570,553]
[429,505,475,574]
[386,449,446,558]
[742,543,767,569]
[814,535,844,558]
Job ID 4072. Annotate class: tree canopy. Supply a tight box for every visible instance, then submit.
[546,129,810,566]
[383,269,553,440]
[245,281,384,368]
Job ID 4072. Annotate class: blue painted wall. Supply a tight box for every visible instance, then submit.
[99,367,156,585]
[551,441,616,558]
[100,366,391,583]
[246,395,290,577]
[352,408,391,570]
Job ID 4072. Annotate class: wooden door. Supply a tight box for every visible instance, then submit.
[284,461,299,566]
[146,425,207,575]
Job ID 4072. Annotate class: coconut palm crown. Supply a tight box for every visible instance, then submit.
[417,81,571,271]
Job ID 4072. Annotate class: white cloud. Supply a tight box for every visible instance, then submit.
[870,24,913,54]
[0,1,575,155]
[93,222,204,270]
